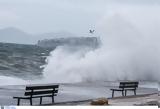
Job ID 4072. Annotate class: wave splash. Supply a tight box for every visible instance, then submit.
[43,8,160,83]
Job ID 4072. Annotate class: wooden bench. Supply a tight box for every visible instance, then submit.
[13,84,59,105]
[110,81,138,98]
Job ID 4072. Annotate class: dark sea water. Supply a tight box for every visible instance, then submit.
[0,42,53,80]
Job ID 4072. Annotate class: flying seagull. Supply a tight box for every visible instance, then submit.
[89,30,95,34]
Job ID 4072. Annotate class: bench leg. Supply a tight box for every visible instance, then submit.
[40,97,42,105]
[17,98,20,106]
[125,90,127,96]
[52,96,54,103]
[112,90,114,98]
[30,98,33,106]
[134,90,136,95]
[122,91,124,96]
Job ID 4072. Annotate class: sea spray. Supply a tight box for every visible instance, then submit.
[0,76,27,86]
[43,5,160,83]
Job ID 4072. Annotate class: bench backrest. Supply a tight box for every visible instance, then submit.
[119,82,138,89]
[25,85,59,97]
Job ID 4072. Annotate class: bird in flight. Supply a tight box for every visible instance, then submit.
[89,30,95,34]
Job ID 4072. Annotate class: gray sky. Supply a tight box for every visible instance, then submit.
[0,0,160,35]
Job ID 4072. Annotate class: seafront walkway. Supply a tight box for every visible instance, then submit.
[0,82,158,106]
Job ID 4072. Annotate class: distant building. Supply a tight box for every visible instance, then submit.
[37,37,100,49]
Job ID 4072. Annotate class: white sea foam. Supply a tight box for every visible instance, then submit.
[0,76,27,86]
[43,4,160,83]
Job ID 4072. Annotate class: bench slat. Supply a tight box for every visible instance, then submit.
[120,82,138,84]
[119,82,138,89]
[110,89,123,91]
[25,90,58,96]
[119,85,138,88]
[13,94,57,99]
[26,85,59,90]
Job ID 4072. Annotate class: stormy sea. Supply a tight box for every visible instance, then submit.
[0,42,53,79]
[0,38,158,86]
[0,38,158,105]
[0,37,100,85]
